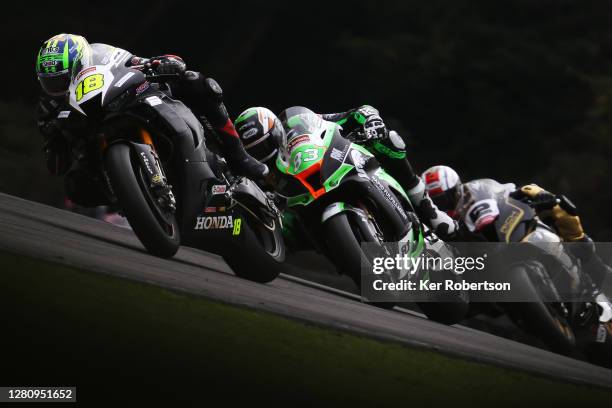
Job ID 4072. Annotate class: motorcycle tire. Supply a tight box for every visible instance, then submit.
[223,212,285,283]
[105,143,180,258]
[507,263,576,354]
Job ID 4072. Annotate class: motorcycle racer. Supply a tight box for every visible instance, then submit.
[36,33,267,207]
[422,165,612,322]
[234,105,458,240]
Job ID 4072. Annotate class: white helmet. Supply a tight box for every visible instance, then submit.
[422,165,462,213]
[234,107,286,164]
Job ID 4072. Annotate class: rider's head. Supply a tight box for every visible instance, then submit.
[35,34,90,96]
[422,165,462,216]
[235,107,286,164]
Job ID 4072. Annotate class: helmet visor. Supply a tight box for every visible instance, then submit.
[38,71,70,96]
[245,131,278,163]
[430,186,460,212]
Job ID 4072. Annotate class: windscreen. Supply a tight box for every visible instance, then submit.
[278,106,324,139]
[70,44,126,84]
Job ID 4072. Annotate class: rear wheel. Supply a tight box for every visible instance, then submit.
[417,247,470,325]
[223,212,285,283]
[583,321,612,368]
[507,264,575,354]
[105,143,180,258]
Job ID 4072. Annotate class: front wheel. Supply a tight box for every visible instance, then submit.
[323,211,396,309]
[323,211,372,287]
[417,302,469,325]
[105,143,180,258]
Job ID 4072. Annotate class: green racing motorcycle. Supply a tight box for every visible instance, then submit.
[272,107,468,323]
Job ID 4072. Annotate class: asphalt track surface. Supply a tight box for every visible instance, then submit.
[1,192,611,388]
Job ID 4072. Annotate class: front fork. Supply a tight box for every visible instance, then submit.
[100,129,176,213]
[131,142,176,212]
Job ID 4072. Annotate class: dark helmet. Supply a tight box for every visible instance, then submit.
[35,34,90,96]
[235,107,286,163]
[422,165,462,215]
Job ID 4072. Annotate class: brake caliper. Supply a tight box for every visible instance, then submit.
[148,150,176,213]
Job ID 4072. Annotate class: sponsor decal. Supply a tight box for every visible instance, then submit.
[351,149,368,178]
[287,134,310,151]
[194,215,235,230]
[57,111,71,119]
[41,47,60,55]
[41,60,58,67]
[212,184,227,195]
[135,81,150,95]
[233,218,242,235]
[218,206,226,212]
[151,174,162,184]
[500,210,521,235]
[114,72,135,87]
[466,199,499,232]
[113,50,130,68]
[75,66,96,82]
[140,152,154,175]
[204,207,216,213]
[242,127,258,140]
[597,324,607,343]
[371,176,408,221]
[330,147,346,162]
[145,96,163,106]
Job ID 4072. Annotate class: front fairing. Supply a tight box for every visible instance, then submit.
[276,111,377,206]
[68,44,144,116]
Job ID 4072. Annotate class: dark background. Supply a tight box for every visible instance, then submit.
[3,0,612,238]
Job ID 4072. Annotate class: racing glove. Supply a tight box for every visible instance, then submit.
[36,97,72,175]
[152,55,186,76]
[518,184,585,241]
[358,105,388,141]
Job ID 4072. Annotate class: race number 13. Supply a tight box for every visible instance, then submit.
[76,74,104,101]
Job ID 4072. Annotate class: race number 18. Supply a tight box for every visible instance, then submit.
[75,74,104,101]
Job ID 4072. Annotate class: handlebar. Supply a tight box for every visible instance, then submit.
[129,63,182,83]
[145,73,181,83]
[344,128,369,143]
[510,190,560,211]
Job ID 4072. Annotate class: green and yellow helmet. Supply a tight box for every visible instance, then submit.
[35,34,90,96]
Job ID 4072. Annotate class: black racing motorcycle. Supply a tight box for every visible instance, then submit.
[458,179,612,364]
[62,43,284,282]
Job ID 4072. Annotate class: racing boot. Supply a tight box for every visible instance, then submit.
[371,131,458,240]
[407,177,458,240]
[595,293,612,323]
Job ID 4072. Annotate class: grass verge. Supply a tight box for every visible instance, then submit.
[1,250,610,406]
